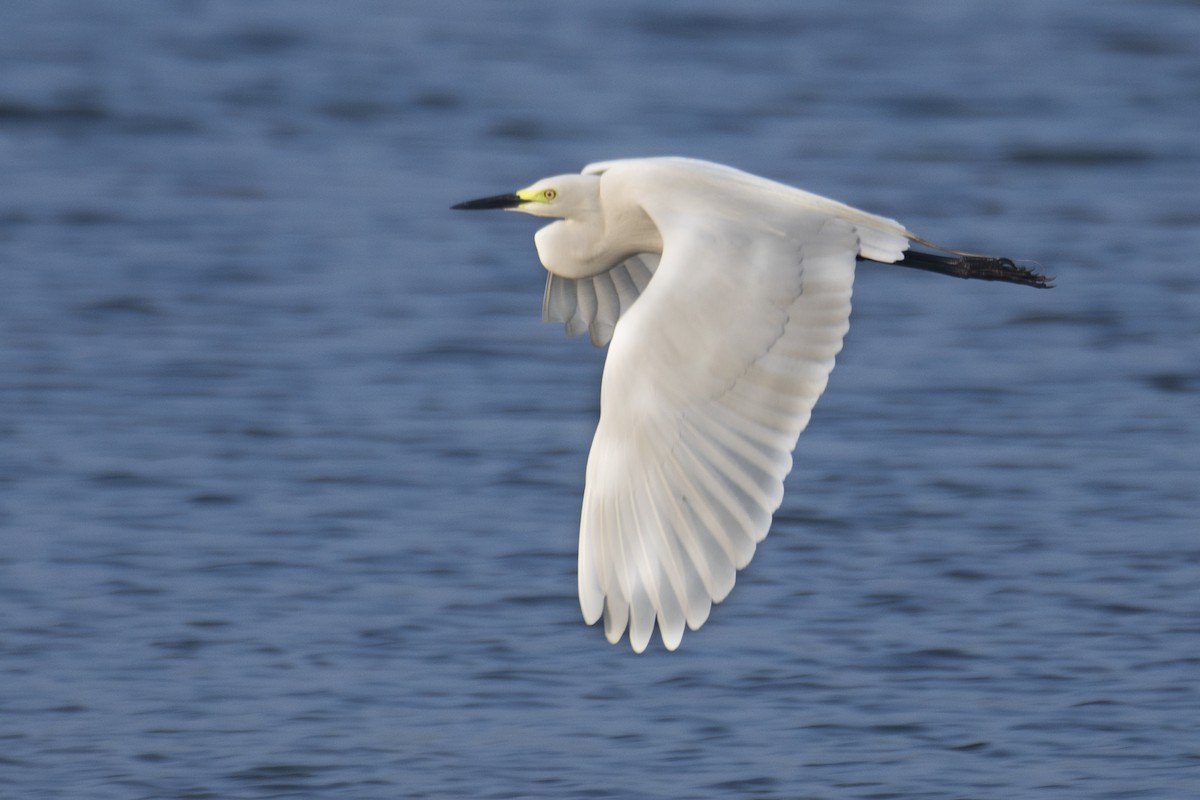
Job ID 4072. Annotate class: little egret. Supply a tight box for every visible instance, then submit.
[454,157,1050,653]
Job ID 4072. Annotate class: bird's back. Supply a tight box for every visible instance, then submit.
[584,157,911,265]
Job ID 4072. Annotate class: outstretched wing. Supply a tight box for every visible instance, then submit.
[542,254,660,346]
[577,208,861,652]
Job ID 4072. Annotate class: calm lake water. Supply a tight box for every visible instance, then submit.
[1,2,1198,798]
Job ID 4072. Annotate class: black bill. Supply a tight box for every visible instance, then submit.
[451,193,524,210]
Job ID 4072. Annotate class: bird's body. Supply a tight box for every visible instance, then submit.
[454,157,1049,653]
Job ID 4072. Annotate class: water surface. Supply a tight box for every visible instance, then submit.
[1,2,1198,798]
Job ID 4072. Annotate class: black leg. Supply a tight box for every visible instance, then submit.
[862,239,1053,289]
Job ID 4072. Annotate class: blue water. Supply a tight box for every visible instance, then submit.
[2,2,1198,798]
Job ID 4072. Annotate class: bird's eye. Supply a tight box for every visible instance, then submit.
[543,189,557,201]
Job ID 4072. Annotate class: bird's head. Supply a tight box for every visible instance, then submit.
[453,174,599,220]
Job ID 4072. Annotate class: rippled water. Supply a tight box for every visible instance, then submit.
[2,2,1198,798]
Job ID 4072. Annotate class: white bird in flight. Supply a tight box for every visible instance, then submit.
[454,157,1050,653]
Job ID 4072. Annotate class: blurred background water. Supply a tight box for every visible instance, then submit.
[1,1,1198,798]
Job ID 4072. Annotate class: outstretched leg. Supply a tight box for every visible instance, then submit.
[864,237,1053,289]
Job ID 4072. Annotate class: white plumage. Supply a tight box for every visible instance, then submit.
[453,157,1049,652]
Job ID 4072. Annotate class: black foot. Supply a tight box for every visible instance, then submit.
[895,250,1054,288]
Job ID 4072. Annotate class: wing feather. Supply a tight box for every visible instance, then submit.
[659,449,738,600]
[634,468,690,645]
[649,461,717,630]
[578,203,861,650]
[542,254,662,346]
